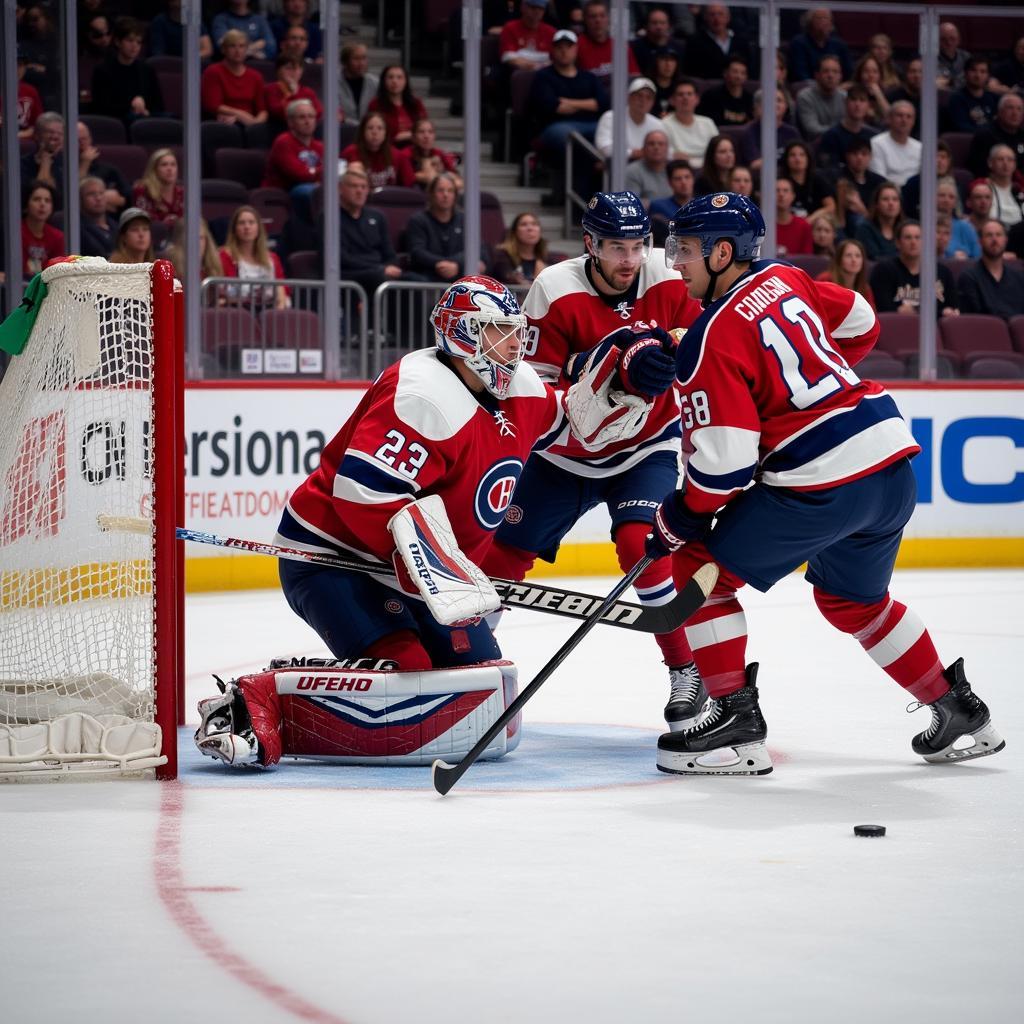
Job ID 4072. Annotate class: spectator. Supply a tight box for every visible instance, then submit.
[278,24,310,66]
[110,206,155,265]
[149,0,213,60]
[262,99,324,218]
[816,85,878,170]
[737,88,800,173]
[868,34,901,91]
[81,13,112,69]
[869,101,921,188]
[901,140,962,220]
[991,37,1024,95]
[694,135,737,196]
[624,130,673,207]
[219,205,289,309]
[967,93,1024,179]
[270,0,322,63]
[845,55,891,128]
[201,29,269,133]
[697,57,754,127]
[369,66,429,148]
[836,139,886,234]
[817,238,875,308]
[406,173,488,282]
[21,180,64,278]
[855,181,905,260]
[499,1,556,72]
[937,181,980,259]
[965,180,996,241]
[729,165,754,198]
[76,120,131,215]
[685,4,754,80]
[491,212,549,285]
[19,112,62,193]
[958,220,1024,319]
[12,49,44,138]
[166,216,222,287]
[886,57,923,139]
[19,4,58,107]
[947,57,998,134]
[788,9,852,82]
[131,148,184,225]
[780,139,835,223]
[796,55,846,140]
[774,51,796,119]
[409,119,463,191]
[774,176,813,256]
[650,48,682,116]
[211,0,277,61]
[937,22,969,90]
[660,78,717,171]
[812,217,837,257]
[870,220,958,317]
[340,43,378,125]
[79,176,118,258]
[649,160,694,227]
[575,1,639,86]
[984,145,1024,231]
[631,6,684,78]
[594,77,662,161]
[265,56,323,129]
[90,17,164,124]
[340,111,416,189]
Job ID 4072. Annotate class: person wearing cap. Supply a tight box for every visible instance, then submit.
[529,29,608,203]
[594,78,663,161]
[499,1,555,72]
[575,1,639,87]
[110,207,154,265]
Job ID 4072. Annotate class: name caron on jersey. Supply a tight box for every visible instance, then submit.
[734,276,793,322]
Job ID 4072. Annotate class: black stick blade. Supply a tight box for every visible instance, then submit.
[432,759,459,796]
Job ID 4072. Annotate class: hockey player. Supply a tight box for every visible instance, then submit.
[482,191,710,730]
[646,192,1005,775]
[195,275,677,767]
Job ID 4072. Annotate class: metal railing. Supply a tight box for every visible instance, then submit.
[566,131,611,237]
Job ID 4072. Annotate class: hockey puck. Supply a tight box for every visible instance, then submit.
[853,824,886,837]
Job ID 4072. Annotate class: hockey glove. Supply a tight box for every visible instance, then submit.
[644,488,713,559]
[618,325,678,398]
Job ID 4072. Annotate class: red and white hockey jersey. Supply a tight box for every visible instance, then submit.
[676,260,920,516]
[522,252,703,477]
[276,349,564,576]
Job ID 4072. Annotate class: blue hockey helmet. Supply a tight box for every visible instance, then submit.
[582,191,651,242]
[665,192,766,268]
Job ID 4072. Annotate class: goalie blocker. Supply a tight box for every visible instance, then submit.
[196,657,521,767]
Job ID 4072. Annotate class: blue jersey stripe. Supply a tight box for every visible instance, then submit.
[688,461,757,492]
[762,395,904,475]
[338,453,417,497]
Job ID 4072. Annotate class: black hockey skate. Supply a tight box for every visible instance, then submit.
[664,662,710,731]
[657,664,772,776]
[910,658,1005,764]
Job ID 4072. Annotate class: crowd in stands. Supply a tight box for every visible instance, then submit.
[6,1,1024,378]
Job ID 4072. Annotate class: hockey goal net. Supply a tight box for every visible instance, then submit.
[0,258,182,779]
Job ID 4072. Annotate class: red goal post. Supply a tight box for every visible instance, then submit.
[0,258,183,779]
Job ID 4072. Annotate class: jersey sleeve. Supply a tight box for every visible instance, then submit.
[523,278,574,383]
[330,389,454,561]
[809,278,879,367]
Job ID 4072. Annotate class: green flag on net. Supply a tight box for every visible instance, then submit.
[0,273,48,356]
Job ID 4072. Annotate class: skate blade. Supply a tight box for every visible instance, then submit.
[922,723,1006,764]
[657,740,773,776]
[664,698,714,733]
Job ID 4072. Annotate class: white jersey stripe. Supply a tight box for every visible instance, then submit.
[686,610,748,650]
[865,607,927,668]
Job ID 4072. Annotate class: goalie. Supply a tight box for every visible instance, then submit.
[196,275,679,767]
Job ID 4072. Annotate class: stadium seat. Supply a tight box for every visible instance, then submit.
[201,178,250,223]
[81,114,126,145]
[966,357,1023,380]
[97,144,149,185]
[505,68,538,166]
[903,352,958,379]
[214,147,270,190]
[200,122,246,176]
[786,253,829,278]
[249,59,277,83]
[339,122,358,151]
[1008,315,1024,353]
[857,352,908,380]
[250,187,291,236]
[201,307,261,371]
[480,191,507,249]
[157,71,183,118]
[262,308,321,349]
[940,132,973,170]
[130,117,184,148]
[287,250,320,278]
[940,258,973,282]
[146,55,183,73]
[939,314,1024,374]
[372,187,428,250]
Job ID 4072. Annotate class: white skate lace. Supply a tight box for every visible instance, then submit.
[687,698,722,735]
[905,700,942,739]
[668,663,702,705]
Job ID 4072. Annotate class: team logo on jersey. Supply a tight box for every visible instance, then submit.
[475,458,523,530]
[493,411,516,437]
[614,300,633,320]
[711,193,729,208]
[504,504,523,525]
[384,599,404,614]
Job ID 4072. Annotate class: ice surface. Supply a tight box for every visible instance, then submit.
[2,570,1021,1023]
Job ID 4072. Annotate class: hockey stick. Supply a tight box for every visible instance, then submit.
[98,515,698,635]
[431,558,719,796]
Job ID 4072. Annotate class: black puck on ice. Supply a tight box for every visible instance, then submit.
[853,824,886,837]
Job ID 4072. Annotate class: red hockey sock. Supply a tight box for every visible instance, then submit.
[364,630,433,672]
[813,588,948,703]
[615,522,693,666]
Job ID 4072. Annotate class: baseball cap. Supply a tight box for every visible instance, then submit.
[653,46,679,59]
[628,77,657,95]
[523,0,548,7]
[552,29,578,45]
[118,206,151,230]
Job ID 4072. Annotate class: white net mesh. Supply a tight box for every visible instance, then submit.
[0,259,165,776]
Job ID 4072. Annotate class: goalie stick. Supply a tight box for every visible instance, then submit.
[97,515,702,635]
[430,558,719,796]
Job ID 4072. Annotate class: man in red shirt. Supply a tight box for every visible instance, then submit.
[575,0,639,86]
[263,98,323,221]
[499,0,555,72]
[775,177,813,256]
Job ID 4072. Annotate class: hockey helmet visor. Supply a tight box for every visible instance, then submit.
[582,191,653,265]
[665,192,766,269]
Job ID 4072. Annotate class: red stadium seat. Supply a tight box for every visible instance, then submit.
[1008,315,1024,353]
[966,357,1024,380]
[201,178,250,223]
[287,250,320,278]
[940,132,973,170]
[939,314,1024,374]
[129,117,184,148]
[250,187,291,236]
[157,71,183,118]
[81,114,126,145]
[786,254,829,278]
[262,308,321,349]
[97,144,149,186]
[201,307,261,372]
[875,312,921,356]
[372,186,428,250]
[146,55,183,73]
[857,352,908,380]
[214,147,270,190]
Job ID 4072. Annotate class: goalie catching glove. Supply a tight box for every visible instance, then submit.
[389,494,501,627]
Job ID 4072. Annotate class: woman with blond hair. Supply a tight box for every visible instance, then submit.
[869,34,902,91]
[491,212,549,286]
[131,148,184,225]
[817,238,876,309]
[845,55,891,128]
[110,206,154,264]
[167,216,222,295]
[218,205,289,309]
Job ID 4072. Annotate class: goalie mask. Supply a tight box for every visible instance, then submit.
[430,275,527,399]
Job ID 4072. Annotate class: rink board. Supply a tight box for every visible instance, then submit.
[181,381,1024,590]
